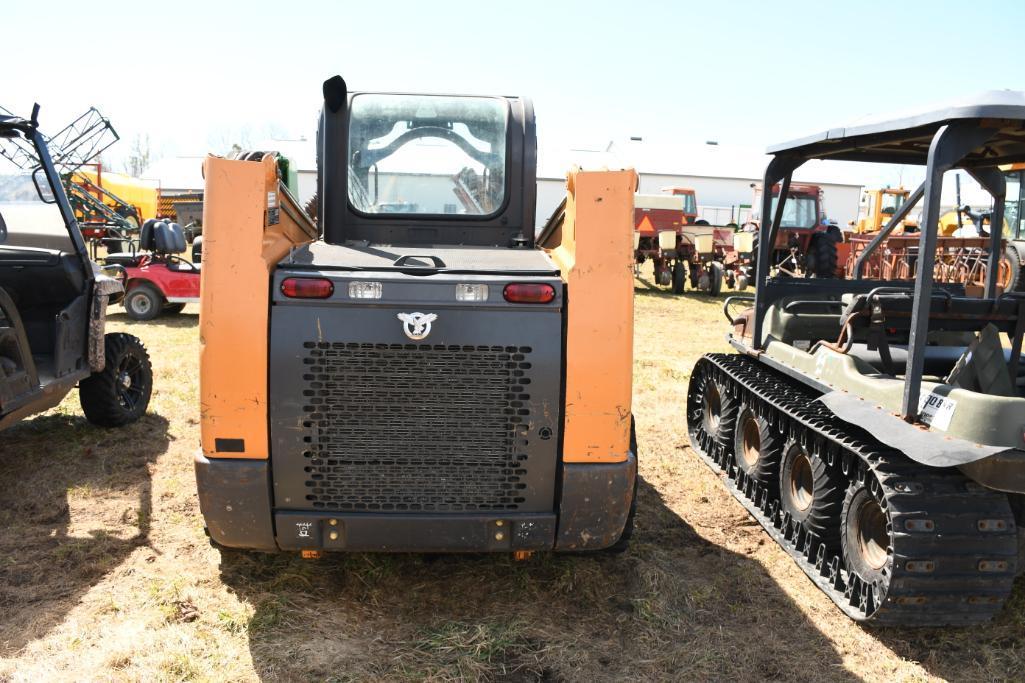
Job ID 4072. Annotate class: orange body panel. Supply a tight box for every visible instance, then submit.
[545,168,637,463]
[199,154,316,459]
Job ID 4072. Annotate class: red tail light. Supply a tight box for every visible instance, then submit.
[503,283,556,304]
[281,277,334,299]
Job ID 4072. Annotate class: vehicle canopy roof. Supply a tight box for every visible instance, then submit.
[767,90,1025,167]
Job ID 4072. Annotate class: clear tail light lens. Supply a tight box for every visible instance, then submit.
[455,283,489,301]
[503,283,556,304]
[281,277,334,299]
[348,281,383,299]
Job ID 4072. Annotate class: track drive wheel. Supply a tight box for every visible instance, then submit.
[778,439,843,548]
[671,260,686,294]
[124,284,163,321]
[79,332,153,427]
[806,235,838,278]
[732,403,781,490]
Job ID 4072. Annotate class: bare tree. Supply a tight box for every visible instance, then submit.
[121,134,152,177]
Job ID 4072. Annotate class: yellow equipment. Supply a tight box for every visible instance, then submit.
[853,187,918,234]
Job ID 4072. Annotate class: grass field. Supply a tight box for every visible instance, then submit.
[2,271,1025,682]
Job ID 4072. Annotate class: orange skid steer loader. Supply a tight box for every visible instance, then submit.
[194,76,639,555]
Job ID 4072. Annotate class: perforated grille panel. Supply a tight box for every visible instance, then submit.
[298,342,535,512]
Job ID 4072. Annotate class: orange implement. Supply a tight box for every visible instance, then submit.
[545,168,637,463]
[199,154,316,459]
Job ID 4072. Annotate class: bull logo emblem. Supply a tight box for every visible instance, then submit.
[397,312,437,340]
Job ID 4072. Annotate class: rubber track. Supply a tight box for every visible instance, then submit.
[687,353,1018,626]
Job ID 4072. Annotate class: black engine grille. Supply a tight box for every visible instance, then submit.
[299,342,534,512]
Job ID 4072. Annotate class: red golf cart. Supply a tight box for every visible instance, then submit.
[105,220,201,320]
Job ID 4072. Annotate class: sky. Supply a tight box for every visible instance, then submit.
[5,0,1025,186]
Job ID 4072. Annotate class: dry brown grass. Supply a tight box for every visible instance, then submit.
[1,268,1024,682]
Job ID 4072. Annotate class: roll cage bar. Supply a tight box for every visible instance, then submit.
[0,106,94,288]
[752,92,1025,421]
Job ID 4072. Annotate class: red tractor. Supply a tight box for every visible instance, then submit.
[748,182,841,278]
[104,220,201,320]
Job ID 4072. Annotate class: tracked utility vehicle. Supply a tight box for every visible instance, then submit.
[0,107,152,431]
[688,93,1025,625]
[195,77,638,555]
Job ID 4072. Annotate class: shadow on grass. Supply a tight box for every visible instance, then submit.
[0,412,168,655]
[865,580,1025,679]
[218,476,855,682]
[106,310,199,328]
[633,275,743,302]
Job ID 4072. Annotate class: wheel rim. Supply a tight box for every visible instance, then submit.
[854,495,889,570]
[129,293,152,316]
[116,354,146,412]
[787,445,814,512]
[702,382,721,433]
[739,412,760,469]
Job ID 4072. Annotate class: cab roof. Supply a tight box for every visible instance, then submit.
[767,90,1025,167]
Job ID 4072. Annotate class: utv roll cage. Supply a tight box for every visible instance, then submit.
[751,91,1025,421]
[0,107,94,284]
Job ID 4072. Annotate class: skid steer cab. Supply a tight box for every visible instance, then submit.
[0,106,152,432]
[195,76,638,556]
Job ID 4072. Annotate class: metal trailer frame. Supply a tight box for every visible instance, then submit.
[751,92,1025,421]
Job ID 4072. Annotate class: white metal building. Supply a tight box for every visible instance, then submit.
[536,139,865,229]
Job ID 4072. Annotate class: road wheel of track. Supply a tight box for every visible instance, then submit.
[699,371,738,452]
[806,235,838,278]
[671,260,686,294]
[605,418,639,554]
[709,263,724,296]
[779,439,844,548]
[79,332,153,427]
[124,284,162,321]
[842,478,893,591]
[733,403,781,490]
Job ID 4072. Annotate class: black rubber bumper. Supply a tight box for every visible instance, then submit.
[196,450,636,553]
[194,451,277,551]
[554,451,637,551]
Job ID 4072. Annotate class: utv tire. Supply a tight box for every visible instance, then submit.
[124,284,162,321]
[163,302,187,315]
[604,418,639,554]
[80,332,153,427]
[671,260,686,294]
[806,235,838,278]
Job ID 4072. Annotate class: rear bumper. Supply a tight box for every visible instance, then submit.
[195,450,636,553]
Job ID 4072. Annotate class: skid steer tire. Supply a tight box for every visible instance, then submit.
[80,333,153,427]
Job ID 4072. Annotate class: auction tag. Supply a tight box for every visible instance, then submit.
[918,391,956,431]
